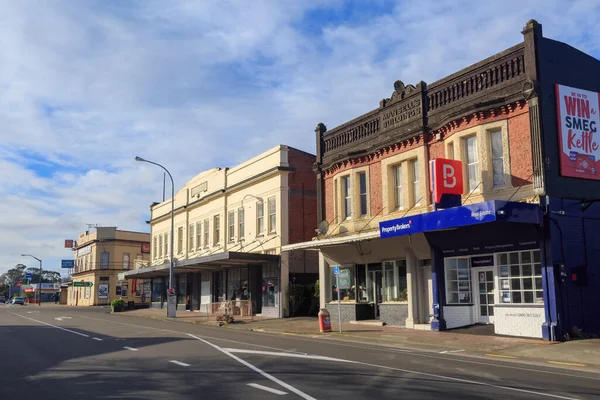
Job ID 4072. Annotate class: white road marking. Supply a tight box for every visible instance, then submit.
[73,313,600,382]
[247,383,288,395]
[7,312,89,337]
[92,337,103,341]
[169,360,191,367]
[54,316,72,321]
[440,349,465,354]
[123,346,138,351]
[188,334,317,400]
[223,348,355,363]
[27,311,40,314]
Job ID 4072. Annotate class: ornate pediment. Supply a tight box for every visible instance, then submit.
[381,80,419,107]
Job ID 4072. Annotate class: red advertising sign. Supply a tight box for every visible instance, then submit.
[141,243,150,254]
[64,239,74,248]
[429,158,464,203]
[556,84,600,180]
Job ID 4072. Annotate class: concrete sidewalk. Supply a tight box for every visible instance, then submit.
[118,307,600,370]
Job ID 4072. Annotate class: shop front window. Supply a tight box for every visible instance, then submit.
[177,274,187,304]
[382,260,407,302]
[262,264,279,308]
[330,265,356,302]
[498,250,543,304]
[227,267,249,301]
[445,258,472,304]
[151,279,163,302]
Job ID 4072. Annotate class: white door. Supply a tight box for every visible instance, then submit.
[475,269,495,324]
[421,265,433,323]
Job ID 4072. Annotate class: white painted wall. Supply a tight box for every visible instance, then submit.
[443,305,476,329]
[493,306,545,338]
[200,281,211,305]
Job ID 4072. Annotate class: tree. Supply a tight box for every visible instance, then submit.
[0,264,27,287]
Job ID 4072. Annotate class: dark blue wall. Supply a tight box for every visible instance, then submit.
[545,197,600,338]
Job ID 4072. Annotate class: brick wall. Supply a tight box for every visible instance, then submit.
[288,148,317,243]
[324,176,334,225]
[507,111,533,186]
[369,162,383,215]
[429,139,446,160]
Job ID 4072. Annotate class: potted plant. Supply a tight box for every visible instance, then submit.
[111,298,125,313]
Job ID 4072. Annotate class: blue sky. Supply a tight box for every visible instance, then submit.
[1,0,599,276]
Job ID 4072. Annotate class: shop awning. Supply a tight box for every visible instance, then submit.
[280,230,380,252]
[379,200,542,239]
[122,251,281,279]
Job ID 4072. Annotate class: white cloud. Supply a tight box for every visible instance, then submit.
[0,0,598,275]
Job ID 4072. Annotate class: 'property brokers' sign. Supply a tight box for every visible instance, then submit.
[556,84,600,180]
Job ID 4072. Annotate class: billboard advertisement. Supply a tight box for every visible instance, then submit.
[556,84,600,180]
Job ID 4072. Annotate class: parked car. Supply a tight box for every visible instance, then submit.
[11,297,25,305]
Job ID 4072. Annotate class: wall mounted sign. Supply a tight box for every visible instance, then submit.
[555,84,600,180]
[429,158,464,209]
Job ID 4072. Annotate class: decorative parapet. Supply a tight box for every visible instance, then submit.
[318,43,527,170]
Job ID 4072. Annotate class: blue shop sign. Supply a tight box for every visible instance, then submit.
[379,200,542,239]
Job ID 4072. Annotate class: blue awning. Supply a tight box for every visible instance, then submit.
[379,200,542,239]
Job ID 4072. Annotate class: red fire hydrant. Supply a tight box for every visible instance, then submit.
[318,308,332,333]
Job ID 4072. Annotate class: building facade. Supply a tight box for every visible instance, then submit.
[67,227,151,306]
[125,145,318,318]
[283,20,600,340]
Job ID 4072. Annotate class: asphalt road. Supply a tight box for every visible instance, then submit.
[1,304,599,400]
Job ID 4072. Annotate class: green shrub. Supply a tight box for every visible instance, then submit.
[111,298,125,308]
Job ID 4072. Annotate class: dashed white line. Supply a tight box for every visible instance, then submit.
[123,346,138,351]
[169,360,191,367]
[223,348,355,363]
[440,349,465,354]
[7,312,89,337]
[93,337,103,341]
[247,383,288,395]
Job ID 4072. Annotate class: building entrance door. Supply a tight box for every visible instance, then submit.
[475,268,495,324]
[370,270,383,319]
[420,264,433,323]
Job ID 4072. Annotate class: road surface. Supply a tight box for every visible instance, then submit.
[1,304,599,399]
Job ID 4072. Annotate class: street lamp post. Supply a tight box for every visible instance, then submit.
[21,254,42,306]
[135,156,176,318]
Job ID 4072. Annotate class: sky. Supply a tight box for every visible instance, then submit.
[1,0,599,277]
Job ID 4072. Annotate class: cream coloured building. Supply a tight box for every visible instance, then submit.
[125,145,318,317]
[67,227,151,307]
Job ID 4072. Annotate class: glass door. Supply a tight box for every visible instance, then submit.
[475,269,495,324]
[370,271,383,319]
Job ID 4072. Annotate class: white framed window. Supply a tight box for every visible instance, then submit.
[268,197,276,233]
[447,142,454,160]
[238,209,245,240]
[382,260,408,302]
[188,224,195,251]
[498,250,543,304]
[257,202,264,234]
[203,219,209,248]
[159,234,163,258]
[164,233,168,256]
[489,130,505,188]
[123,253,130,270]
[177,227,183,254]
[213,215,220,245]
[196,222,201,249]
[121,281,128,297]
[465,135,479,191]
[358,172,367,217]
[393,164,403,210]
[153,237,157,260]
[445,257,472,304]
[228,211,235,241]
[410,159,420,206]
[342,175,351,219]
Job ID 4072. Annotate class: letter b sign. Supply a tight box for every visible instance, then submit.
[430,158,464,204]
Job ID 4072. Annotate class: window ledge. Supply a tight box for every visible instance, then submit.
[256,234,264,238]
[380,301,409,305]
[267,232,277,236]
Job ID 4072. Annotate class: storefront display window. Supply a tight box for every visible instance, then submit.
[227,267,249,301]
[330,265,356,302]
[177,274,187,304]
[498,250,543,304]
[151,279,163,302]
[445,258,472,304]
[356,265,368,302]
[262,264,279,308]
[382,260,407,302]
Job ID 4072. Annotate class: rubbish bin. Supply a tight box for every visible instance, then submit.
[318,308,332,333]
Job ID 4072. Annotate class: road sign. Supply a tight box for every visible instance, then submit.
[333,265,339,275]
[25,273,32,280]
[61,260,75,269]
[73,282,93,287]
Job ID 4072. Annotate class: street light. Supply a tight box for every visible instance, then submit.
[135,156,176,318]
[21,254,42,306]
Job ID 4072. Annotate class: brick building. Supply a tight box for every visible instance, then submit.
[125,145,317,318]
[283,20,600,340]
